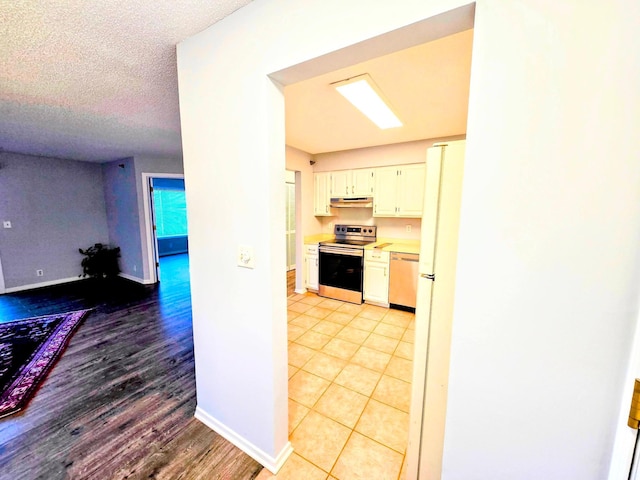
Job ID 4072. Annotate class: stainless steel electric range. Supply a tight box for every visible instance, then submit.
[318,224,377,304]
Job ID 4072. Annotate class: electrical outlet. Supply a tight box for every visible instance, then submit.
[406,225,412,233]
[3,221,11,229]
[36,269,44,277]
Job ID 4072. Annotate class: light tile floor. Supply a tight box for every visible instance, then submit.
[257,293,415,480]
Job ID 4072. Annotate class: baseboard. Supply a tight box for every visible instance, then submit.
[364,299,390,308]
[294,288,307,294]
[194,406,293,473]
[4,276,83,294]
[118,272,155,285]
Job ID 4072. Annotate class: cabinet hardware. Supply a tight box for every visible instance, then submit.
[420,273,436,281]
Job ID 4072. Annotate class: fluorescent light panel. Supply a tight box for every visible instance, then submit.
[334,74,402,129]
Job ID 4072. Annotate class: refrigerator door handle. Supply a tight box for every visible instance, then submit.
[420,273,436,281]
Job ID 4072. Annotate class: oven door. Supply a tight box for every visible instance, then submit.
[318,246,364,303]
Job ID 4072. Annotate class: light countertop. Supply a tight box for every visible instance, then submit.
[365,238,420,255]
[304,234,420,254]
[303,233,334,244]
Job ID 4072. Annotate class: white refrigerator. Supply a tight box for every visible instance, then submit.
[404,140,466,480]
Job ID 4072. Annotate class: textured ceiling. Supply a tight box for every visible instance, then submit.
[0,0,253,162]
[1,1,472,163]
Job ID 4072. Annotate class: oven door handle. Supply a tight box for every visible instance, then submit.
[319,246,364,257]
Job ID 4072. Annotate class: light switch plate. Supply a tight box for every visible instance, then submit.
[3,221,11,229]
[237,245,255,269]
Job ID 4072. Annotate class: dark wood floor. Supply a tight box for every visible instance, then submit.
[0,254,263,480]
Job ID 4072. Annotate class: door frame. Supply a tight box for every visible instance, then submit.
[608,306,640,479]
[271,8,474,476]
[141,172,185,284]
[0,254,5,294]
[285,170,296,271]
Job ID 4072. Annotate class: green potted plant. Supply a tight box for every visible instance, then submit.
[79,243,121,279]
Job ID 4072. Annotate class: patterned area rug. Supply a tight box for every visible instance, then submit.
[0,309,91,418]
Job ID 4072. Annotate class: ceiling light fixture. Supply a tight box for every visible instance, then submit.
[332,73,402,129]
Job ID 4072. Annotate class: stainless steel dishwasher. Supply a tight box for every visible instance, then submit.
[389,252,419,310]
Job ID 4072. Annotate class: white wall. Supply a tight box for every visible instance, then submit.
[0,151,109,290]
[134,156,184,282]
[102,155,184,283]
[177,0,640,476]
[177,0,468,469]
[102,158,141,279]
[312,136,464,172]
[443,1,640,479]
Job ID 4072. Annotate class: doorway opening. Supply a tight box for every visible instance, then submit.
[142,173,188,284]
[286,170,297,296]
[277,7,474,476]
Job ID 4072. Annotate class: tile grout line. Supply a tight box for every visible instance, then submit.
[286,294,414,479]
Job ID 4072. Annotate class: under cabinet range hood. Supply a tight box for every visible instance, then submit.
[330,197,374,208]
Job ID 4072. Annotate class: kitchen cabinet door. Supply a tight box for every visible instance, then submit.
[364,251,390,305]
[373,167,399,216]
[313,172,333,216]
[373,164,425,217]
[304,245,319,291]
[331,171,351,197]
[397,164,426,217]
[352,168,375,196]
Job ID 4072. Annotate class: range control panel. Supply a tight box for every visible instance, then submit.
[334,224,377,240]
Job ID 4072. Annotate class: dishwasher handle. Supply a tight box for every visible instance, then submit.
[390,252,419,262]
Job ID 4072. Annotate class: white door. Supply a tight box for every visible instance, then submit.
[405,146,443,479]
[285,178,296,271]
[405,141,466,480]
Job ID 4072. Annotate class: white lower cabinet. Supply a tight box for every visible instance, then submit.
[304,244,319,291]
[364,249,390,306]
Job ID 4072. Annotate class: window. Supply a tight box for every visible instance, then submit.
[152,179,188,238]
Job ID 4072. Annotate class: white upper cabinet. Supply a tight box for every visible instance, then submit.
[352,168,375,196]
[313,172,333,216]
[397,163,426,217]
[373,163,426,217]
[331,171,351,197]
[373,167,399,216]
[330,169,375,197]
